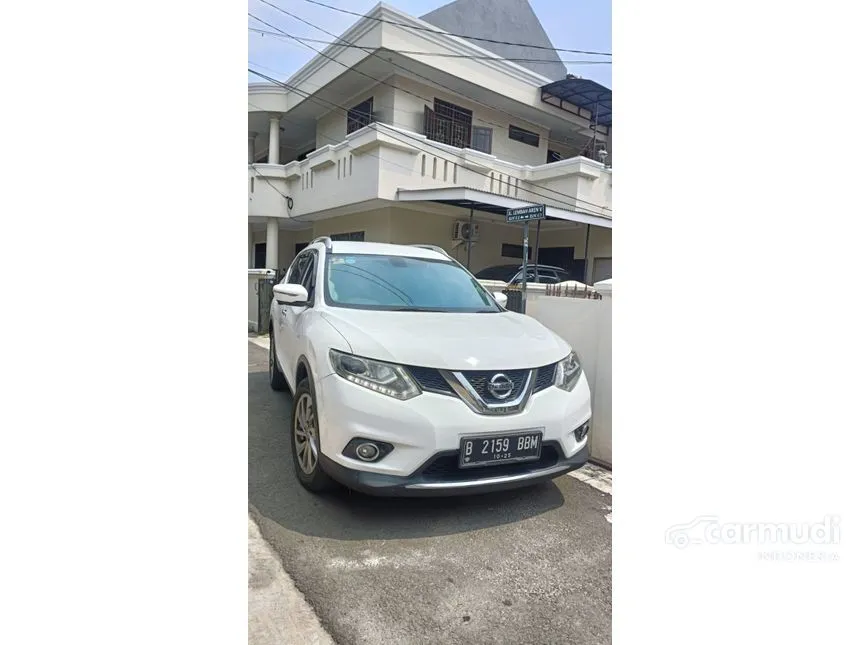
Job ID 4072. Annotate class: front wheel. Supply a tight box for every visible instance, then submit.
[291,378,336,492]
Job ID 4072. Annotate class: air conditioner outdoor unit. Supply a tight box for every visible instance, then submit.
[453,220,480,242]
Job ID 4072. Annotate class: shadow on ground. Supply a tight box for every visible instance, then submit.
[248,369,566,541]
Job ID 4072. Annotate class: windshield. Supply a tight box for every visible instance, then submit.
[324,253,503,312]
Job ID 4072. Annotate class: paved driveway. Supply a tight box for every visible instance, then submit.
[248,341,612,645]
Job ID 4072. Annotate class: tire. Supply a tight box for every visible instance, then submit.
[290,378,337,492]
[268,331,287,391]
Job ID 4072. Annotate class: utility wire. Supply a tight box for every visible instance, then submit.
[249,11,609,160]
[249,28,612,65]
[251,71,608,215]
[247,13,610,210]
[249,97,606,216]
[293,0,612,56]
[249,67,610,216]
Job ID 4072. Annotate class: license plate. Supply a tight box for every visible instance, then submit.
[459,430,543,468]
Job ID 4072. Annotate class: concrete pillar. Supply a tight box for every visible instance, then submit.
[266,218,279,271]
[248,132,257,164]
[267,114,281,164]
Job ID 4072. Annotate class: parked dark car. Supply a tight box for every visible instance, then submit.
[474,263,574,285]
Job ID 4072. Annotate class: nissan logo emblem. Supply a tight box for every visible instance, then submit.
[487,373,515,399]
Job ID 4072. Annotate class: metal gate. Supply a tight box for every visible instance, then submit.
[503,288,524,313]
[258,277,275,333]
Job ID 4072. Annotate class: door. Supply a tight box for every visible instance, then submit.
[253,243,266,269]
[276,250,315,388]
[536,246,575,275]
[592,257,612,283]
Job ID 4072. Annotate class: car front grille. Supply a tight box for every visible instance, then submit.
[408,361,559,410]
[407,366,455,394]
[460,369,530,403]
[533,363,557,393]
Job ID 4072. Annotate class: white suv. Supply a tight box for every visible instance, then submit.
[268,238,591,496]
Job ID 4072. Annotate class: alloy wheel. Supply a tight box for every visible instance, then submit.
[294,393,319,474]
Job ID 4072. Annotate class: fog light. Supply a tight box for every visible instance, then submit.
[355,442,380,461]
[574,422,590,442]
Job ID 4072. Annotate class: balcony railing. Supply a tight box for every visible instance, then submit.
[248,123,611,220]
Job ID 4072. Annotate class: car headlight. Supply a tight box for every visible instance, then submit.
[554,351,583,391]
[329,349,420,400]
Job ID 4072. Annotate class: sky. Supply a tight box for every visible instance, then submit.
[248,0,611,88]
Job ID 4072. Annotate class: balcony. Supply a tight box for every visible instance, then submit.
[248,123,611,222]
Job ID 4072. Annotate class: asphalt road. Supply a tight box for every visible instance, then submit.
[248,341,612,645]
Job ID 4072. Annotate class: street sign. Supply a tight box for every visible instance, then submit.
[504,205,546,315]
[505,204,546,223]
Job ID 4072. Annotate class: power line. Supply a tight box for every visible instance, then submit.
[250,67,599,214]
[249,28,612,65]
[249,98,476,194]
[249,11,609,158]
[249,67,610,217]
[248,11,611,200]
[293,0,611,56]
[249,98,608,215]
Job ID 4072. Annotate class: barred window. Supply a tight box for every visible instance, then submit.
[347,98,373,135]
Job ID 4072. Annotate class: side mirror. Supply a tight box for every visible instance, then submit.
[494,292,508,308]
[273,283,309,306]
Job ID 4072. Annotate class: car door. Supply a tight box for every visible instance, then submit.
[275,251,312,386]
[277,250,317,389]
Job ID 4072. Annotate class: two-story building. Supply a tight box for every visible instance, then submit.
[248,0,612,283]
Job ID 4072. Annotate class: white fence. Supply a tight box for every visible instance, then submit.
[505,280,613,466]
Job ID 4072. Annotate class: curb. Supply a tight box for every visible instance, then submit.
[248,512,334,645]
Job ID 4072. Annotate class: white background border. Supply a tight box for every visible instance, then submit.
[1,0,858,643]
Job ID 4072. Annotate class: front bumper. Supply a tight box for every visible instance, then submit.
[314,368,592,496]
[319,439,590,497]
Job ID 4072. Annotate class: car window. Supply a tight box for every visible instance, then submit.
[287,252,312,285]
[300,252,317,300]
[325,253,502,312]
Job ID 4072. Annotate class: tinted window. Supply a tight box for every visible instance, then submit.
[474,265,518,281]
[471,126,492,154]
[509,125,540,147]
[500,243,532,260]
[287,252,312,285]
[301,252,316,288]
[325,254,502,312]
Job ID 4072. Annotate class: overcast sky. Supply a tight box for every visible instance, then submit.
[248,0,611,88]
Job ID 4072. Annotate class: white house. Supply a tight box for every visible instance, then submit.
[248,0,612,283]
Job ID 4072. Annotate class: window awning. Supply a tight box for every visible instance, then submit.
[541,78,612,127]
[396,187,612,229]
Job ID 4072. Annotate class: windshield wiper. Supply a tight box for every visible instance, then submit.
[387,306,449,312]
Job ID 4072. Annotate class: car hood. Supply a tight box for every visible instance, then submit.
[320,309,570,370]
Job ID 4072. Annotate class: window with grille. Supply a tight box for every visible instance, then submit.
[509,125,540,147]
[424,98,473,149]
[347,98,373,135]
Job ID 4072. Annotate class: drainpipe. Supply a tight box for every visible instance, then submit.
[584,224,591,283]
[466,209,473,270]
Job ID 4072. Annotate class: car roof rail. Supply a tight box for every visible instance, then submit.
[311,236,332,250]
[410,243,449,257]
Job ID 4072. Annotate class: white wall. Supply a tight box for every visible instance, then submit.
[525,289,612,465]
[250,205,611,280]
[316,83,397,149]
[269,207,611,277]
[389,75,551,166]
